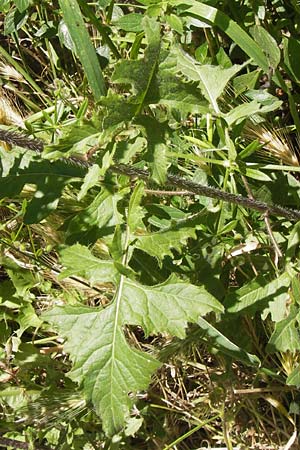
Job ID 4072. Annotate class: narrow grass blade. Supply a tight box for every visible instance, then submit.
[59,0,107,100]
[0,45,50,107]
[76,0,121,59]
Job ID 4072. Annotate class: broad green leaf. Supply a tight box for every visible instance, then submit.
[136,116,169,184]
[101,92,137,128]
[58,20,76,52]
[244,89,282,112]
[43,303,160,436]
[17,303,43,335]
[172,0,269,72]
[0,280,18,309]
[157,78,209,114]
[267,307,300,353]
[58,244,117,284]
[250,25,281,69]
[4,7,28,34]
[157,52,209,113]
[43,275,222,434]
[136,227,197,260]
[175,47,244,113]
[6,261,37,297]
[291,276,300,306]
[65,189,122,244]
[121,275,223,337]
[58,0,106,100]
[225,272,291,320]
[197,317,260,366]
[286,221,300,261]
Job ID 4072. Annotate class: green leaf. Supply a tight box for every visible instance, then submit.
[59,244,117,284]
[136,116,169,184]
[4,7,28,34]
[283,37,300,83]
[244,168,272,181]
[175,47,244,113]
[225,272,291,320]
[77,164,102,200]
[17,303,43,335]
[136,227,197,261]
[58,0,106,99]
[65,189,122,244]
[172,0,269,72]
[225,100,280,127]
[43,303,160,436]
[113,13,144,32]
[287,366,300,387]
[286,222,300,261]
[165,13,184,34]
[250,25,281,69]
[0,156,86,223]
[197,317,260,366]
[233,70,261,96]
[101,92,137,128]
[157,52,209,113]
[43,274,222,435]
[121,275,223,337]
[44,119,101,158]
[112,16,161,114]
[267,307,300,353]
[127,181,145,233]
[15,0,30,13]
[0,280,18,309]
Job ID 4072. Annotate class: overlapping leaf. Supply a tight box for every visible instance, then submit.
[0,154,86,223]
[224,272,291,321]
[43,245,223,435]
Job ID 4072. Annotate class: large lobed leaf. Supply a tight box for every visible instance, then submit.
[43,245,223,435]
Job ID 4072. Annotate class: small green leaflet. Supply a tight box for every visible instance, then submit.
[43,247,223,435]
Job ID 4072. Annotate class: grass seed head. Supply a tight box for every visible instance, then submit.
[244,122,299,167]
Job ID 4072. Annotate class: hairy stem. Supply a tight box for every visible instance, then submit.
[1,129,300,221]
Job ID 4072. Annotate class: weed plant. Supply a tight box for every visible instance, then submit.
[0,1,300,449]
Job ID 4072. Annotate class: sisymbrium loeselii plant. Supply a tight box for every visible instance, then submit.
[1,1,300,449]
